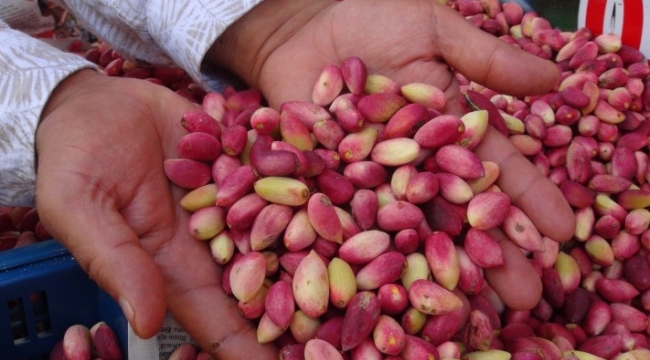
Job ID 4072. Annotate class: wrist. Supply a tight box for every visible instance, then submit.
[207,0,331,88]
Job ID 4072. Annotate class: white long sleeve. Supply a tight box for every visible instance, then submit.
[63,0,263,85]
[0,21,97,206]
[0,0,263,206]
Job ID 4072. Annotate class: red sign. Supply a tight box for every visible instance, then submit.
[578,0,649,57]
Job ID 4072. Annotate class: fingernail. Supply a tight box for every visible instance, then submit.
[119,297,134,325]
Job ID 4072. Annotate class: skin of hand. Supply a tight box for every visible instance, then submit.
[35,70,278,359]
[34,0,578,358]
[210,0,576,310]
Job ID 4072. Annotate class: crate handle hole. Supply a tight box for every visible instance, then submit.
[7,296,28,345]
[31,291,52,338]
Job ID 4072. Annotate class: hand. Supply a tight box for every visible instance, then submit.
[211,0,576,310]
[35,70,277,359]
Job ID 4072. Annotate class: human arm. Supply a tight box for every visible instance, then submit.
[61,0,264,88]
[0,0,264,206]
[0,1,274,357]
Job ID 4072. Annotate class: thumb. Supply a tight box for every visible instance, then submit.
[36,187,167,339]
[432,4,560,97]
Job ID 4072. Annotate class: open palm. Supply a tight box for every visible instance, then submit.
[214,0,576,309]
[35,71,277,359]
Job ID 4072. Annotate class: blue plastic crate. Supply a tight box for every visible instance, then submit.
[0,239,127,360]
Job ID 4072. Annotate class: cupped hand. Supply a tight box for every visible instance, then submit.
[35,70,277,359]
[212,0,576,309]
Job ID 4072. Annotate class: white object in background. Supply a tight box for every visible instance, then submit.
[128,313,196,360]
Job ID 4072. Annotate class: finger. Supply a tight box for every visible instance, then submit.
[161,225,278,359]
[473,127,576,242]
[484,227,542,311]
[432,4,560,97]
[36,173,167,339]
[259,51,325,109]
